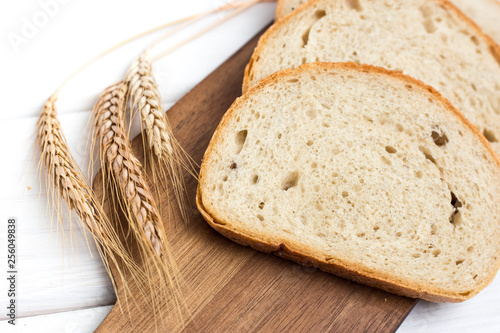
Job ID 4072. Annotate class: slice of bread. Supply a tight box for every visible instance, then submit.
[275,0,500,45]
[198,62,500,302]
[244,0,500,155]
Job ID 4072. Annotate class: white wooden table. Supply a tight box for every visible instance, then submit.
[0,1,499,332]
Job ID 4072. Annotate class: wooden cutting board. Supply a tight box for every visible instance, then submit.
[93,27,417,332]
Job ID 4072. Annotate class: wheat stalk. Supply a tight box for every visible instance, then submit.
[92,82,165,253]
[124,52,196,225]
[91,82,185,323]
[36,94,141,308]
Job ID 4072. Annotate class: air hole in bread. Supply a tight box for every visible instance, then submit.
[363,115,374,123]
[306,109,317,120]
[257,214,264,221]
[346,0,362,11]
[301,10,327,48]
[251,174,259,184]
[450,211,463,226]
[415,170,423,178]
[467,246,474,253]
[451,191,463,209]
[342,191,349,198]
[424,20,437,33]
[222,175,228,182]
[381,155,392,165]
[278,133,282,139]
[431,129,449,146]
[396,231,402,237]
[432,249,441,257]
[302,28,312,47]
[258,202,265,209]
[470,36,479,46]
[449,191,464,226]
[378,115,389,125]
[373,226,380,231]
[385,145,397,154]
[431,223,438,235]
[287,78,298,83]
[419,5,437,33]
[282,171,300,191]
[307,140,314,146]
[356,232,365,237]
[315,9,326,19]
[412,253,421,258]
[235,130,248,154]
[419,147,436,165]
[483,128,498,142]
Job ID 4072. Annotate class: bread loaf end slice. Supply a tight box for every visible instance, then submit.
[198,62,500,302]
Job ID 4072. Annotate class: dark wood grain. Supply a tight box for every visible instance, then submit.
[93,27,417,332]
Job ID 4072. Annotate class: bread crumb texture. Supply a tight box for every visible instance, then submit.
[201,63,500,302]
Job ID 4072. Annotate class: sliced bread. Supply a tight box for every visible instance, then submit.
[198,62,500,302]
[275,0,500,46]
[244,0,500,154]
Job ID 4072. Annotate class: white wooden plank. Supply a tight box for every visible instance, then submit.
[1,305,113,333]
[0,113,116,319]
[398,274,500,332]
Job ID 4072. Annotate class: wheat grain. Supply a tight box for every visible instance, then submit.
[93,82,166,254]
[36,94,139,307]
[91,82,186,323]
[124,53,195,225]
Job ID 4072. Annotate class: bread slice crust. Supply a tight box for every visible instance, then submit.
[198,62,500,303]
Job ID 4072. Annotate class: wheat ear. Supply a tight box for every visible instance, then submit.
[124,53,196,225]
[91,82,186,324]
[36,94,141,308]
